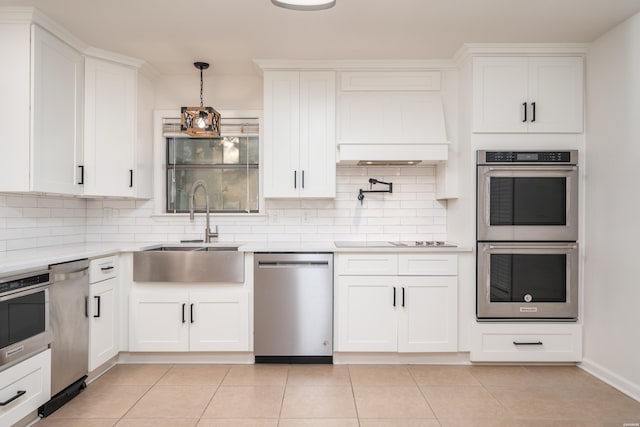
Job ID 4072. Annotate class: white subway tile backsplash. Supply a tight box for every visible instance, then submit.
[0,166,447,251]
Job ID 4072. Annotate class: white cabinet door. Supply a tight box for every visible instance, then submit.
[263,71,300,198]
[298,71,336,197]
[473,57,529,133]
[336,276,397,352]
[473,56,583,133]
[397,276,458,352]
[129,290,189,352]
[263,70,336,198]
[31,25,84,195]
[528,57,584,133]
[84,56,137,197]
[89,277,119,371]
[189,291,250,351]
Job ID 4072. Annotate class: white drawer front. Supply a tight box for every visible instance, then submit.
[470,323,582,362]
[399,254,457,276]
[337,254,397,275]
[90,255,118,283]
[0,349,51,426]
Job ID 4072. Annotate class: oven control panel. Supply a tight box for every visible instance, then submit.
[478,150,577,165]
[0,272,50,294]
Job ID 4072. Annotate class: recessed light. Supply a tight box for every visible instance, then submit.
[271,0,336,11]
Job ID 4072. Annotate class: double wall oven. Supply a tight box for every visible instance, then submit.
[476,150,579,320]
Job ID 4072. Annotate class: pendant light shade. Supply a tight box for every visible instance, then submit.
[181,62,221,138]
[271,0,336,11]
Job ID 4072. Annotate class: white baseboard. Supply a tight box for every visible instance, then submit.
[117,352,254,364]
[333,352,471,365]
[580,357,640,402]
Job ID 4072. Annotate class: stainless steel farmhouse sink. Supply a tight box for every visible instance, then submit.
[133,245,244,283]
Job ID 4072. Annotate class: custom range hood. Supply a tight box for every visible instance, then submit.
[336,91,449,165]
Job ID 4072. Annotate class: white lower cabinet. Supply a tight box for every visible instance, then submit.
[335,253,458,353]
[129,287,250,352]
[89,256,119,371]
[470,322,582,362]
[0,350,51,426]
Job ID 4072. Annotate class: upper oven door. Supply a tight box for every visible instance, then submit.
[477,165,578,241]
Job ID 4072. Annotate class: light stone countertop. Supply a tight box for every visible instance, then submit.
[0,241,473,275]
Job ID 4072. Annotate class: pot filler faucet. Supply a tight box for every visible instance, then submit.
[189,179,218,243]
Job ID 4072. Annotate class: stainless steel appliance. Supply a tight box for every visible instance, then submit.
[254,253,333,363]
[0,267,53,368]
[477,242,579,319]
[476,150,579,321]
[39,259,90,417]
[477,150,578,242]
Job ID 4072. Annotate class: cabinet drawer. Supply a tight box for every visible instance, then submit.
[340,71,441,91]
[337,254,397,275]
[90,255,118,283]
[0,349,51,426]
[399,254,457,276]
[470,323,582,362]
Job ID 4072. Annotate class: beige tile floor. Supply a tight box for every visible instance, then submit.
[35,364,640,427]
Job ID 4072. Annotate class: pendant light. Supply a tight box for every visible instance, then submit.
[181,62,221,138]
[271,0,336,11]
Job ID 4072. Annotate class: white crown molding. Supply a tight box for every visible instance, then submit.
[454,43,590,66]
[254,59,458,71]
[0,7,88,52]
[84,46,160,80]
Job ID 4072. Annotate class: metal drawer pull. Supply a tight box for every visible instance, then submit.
[513,341,543,346]
[0,390,26,406]
[100,266,114,271]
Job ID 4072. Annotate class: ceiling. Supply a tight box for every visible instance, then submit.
[2,0,640,76]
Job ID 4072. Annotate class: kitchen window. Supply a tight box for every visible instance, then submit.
[165,117,259,213]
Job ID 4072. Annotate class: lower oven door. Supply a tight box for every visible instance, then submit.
[477,242,579,320]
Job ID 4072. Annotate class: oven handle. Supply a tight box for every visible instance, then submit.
[488,244,578,250]
[486,166,577,172]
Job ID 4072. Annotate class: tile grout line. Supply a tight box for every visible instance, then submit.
[408,366,441,424]
[195,364,232,422]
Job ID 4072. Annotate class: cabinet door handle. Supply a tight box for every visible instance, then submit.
[78,165,84,185]
[522,102,527,122]
[402,287,405,307]
[302,170,305,189]
[0,390,26,406]
[531,102,536,122]
[100,266,114,271]
[182,303,186,323]
[93,295,101,318]
[129,170,134,188]
[393,287,396,307]
[294,170,297,189]
[513,341,543,346]
[190,303,194,324]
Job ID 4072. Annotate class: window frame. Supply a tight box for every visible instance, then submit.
[152,109,264,217]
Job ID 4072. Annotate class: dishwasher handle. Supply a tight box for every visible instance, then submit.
[257,261,330,268]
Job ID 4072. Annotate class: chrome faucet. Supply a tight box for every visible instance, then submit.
[189,179,218,243]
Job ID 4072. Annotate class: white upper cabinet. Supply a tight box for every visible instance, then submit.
[263,70,336,198]
[473,56,584,133]
[83,56,137,197]
[0,22,83,194]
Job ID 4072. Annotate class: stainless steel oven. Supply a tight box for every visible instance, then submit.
[0,267,53,368]
[477,242,578,320]
[477,150,578,242]
[476,150,580,321]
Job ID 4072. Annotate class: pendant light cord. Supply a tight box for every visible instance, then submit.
[200,67,204,108]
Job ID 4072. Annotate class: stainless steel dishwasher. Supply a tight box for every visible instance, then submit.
[254,253,333,363]
[39,259,90,418]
